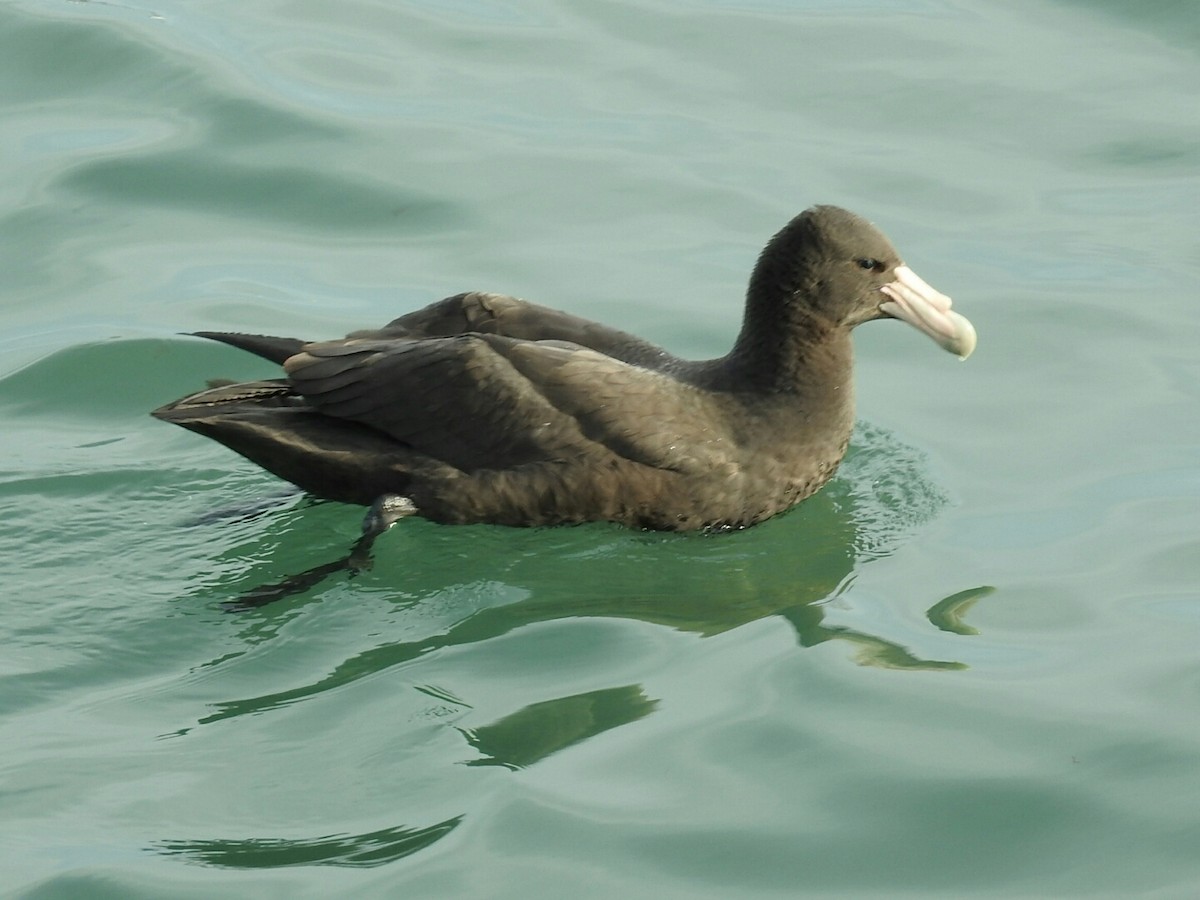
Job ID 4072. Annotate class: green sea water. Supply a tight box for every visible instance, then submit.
[2,1,1199,897]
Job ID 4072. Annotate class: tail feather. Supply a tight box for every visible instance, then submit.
[191,331,306,365]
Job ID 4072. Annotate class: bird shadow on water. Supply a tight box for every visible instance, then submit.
[153,818,465,870]
[152,422,993,870]
[183,420,991,718]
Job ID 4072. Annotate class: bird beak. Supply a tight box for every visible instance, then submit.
[880,265,977,360]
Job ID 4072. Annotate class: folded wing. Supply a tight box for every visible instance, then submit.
[283,332,735,477]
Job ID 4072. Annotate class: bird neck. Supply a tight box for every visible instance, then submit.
[725,291,853,396]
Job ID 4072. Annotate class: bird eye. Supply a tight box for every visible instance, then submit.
[856,258,881,271]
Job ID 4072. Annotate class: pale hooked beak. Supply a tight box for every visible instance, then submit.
[880,265,977,360]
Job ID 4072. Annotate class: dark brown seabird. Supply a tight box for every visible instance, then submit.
[153,206,976,533]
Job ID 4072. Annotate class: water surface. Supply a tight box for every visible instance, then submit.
[3,0,1199,897]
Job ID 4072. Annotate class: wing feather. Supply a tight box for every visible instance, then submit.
[361,292,674,370]
[503,341,737,475]
[282,332,739,478]
[284,335,587,471]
